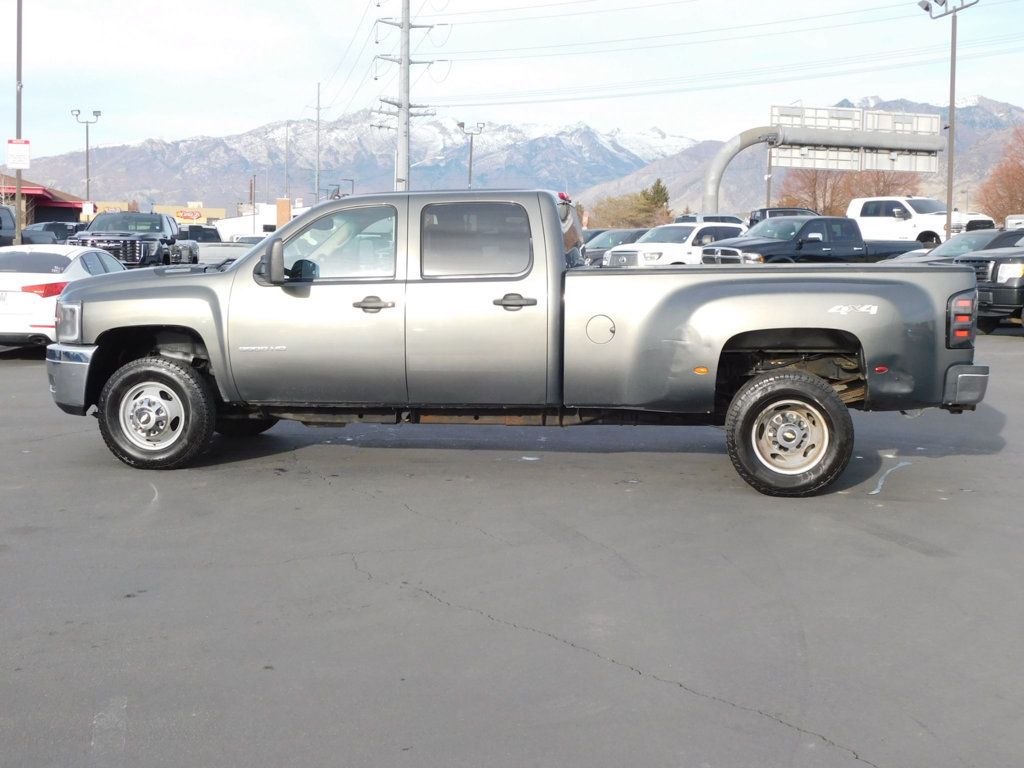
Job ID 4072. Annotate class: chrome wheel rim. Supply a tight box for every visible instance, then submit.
[751,399,829,475]
[118,381,186,452]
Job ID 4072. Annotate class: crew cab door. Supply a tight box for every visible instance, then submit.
[226,202,408,405]
[404,198,549,405]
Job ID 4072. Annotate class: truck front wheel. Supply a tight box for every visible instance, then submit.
[97,356,216,469]
[725,370,853,497]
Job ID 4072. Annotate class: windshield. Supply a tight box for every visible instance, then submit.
[0,251,70,273]
[88,213,164,233]
[588,229,642,248]
[637,225,694,244]
[745,218,803,240]
[907,198,945,214]
[928,231,1002,257]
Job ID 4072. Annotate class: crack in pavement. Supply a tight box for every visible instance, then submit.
[402,502,513,546]
[408,584,880,768]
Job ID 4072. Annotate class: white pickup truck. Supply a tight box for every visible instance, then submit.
[847,196,994,245]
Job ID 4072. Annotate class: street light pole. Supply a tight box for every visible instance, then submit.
[14,0,23,245]
[457,121,485,189]
[70,108,102,200]
[918,0,978,240]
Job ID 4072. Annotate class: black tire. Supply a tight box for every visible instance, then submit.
[918,232,941,246]
[215,417,278,438]
[97,356,216,469]
[725,370,854,497]
[975,317,1000,335]
[767,256,795,264]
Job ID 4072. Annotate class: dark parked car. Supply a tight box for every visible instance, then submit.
[581,228,649,266]
[23,221,85,244]
[893,228,1024,263]
[702,216,914,264]
[68,212,199,267]
[954,246,1024,334]
[0,205,56,246]
[582,228,607,243]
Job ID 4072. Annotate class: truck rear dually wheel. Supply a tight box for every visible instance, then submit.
[98,356,216,469]
[725,370,853,497]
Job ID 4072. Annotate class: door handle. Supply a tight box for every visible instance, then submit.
[821,247,832,252]
[352,295,395,313]
[493,293,538,311]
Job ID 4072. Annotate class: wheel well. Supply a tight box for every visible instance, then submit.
[715,328,866,416]
[917,231,940,243]
[85,326,211,410]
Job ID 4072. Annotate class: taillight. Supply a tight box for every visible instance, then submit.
[21,282,69,299]
[947,290,976,349]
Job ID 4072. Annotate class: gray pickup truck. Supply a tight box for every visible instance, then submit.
[46,190,988,496]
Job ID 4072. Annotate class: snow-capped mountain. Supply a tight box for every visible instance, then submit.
[24,112,695,208]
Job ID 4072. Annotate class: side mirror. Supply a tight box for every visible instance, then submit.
[893,208,908,219]
[803,231,824,243]
[262,238,286,284]
[700,235,715,245]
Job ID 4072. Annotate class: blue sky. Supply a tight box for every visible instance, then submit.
[2,0,1023,162]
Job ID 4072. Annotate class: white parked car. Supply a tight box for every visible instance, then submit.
[603,223,745,267]
[0,245,125,346]
[846,196,995,245]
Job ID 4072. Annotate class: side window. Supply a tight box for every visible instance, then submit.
[861,202,881,217]
[800,221,828,242]
[283,205,396,280]
[717,226,742,240]
[829,220,859,243]
[883,201,906,218]
[694,227,715,246]
[80,251,105,275]
[0,207,14,228]
[421,202,532,278]
[97,252,124,272]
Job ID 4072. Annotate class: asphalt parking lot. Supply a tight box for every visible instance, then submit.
[2,333,1022,768]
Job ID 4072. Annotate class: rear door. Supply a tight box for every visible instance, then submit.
[405,197,549,405]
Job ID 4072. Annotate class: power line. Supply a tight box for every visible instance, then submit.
[322,0,375,89]
[430,1,911,56]
[415,0,604,16]
[417,0,698,25]
[428,39,1024,107]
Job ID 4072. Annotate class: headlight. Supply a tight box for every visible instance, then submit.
[997,263,1024,283]
[741,253,764,264]
[642,251,663,261]
[601,254,611,267]
[55,300,82,343]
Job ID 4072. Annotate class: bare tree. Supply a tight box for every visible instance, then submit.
[777,169,922,215]
[977,126,1024,227]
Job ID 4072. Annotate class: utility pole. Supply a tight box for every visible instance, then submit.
[284,121,290,201]
[918,0,978,240]
[14,0,23,245]
[315,83,321,203]
[764,147,772,207]
[377,0,435,191]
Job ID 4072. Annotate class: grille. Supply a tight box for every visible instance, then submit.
[957,259,993,283]
[607,250,639,267]
[91,239,143,264]
[701,247,741,264]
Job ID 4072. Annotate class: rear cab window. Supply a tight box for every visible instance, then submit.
[420,202,532,278]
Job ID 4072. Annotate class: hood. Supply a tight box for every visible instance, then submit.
[704,236,786,252]
[59,263,224,305]
[76,231,157,240]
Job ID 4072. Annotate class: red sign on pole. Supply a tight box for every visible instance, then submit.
[6,139,31,170]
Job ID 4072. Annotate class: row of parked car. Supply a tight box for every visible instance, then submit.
[580,197,1024,334]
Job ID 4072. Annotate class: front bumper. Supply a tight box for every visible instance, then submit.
[976,283,1024,319]
[942,364,989,409]
[46,343,98,416]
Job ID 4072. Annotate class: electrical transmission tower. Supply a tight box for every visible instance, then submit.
[374,0,436,191]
